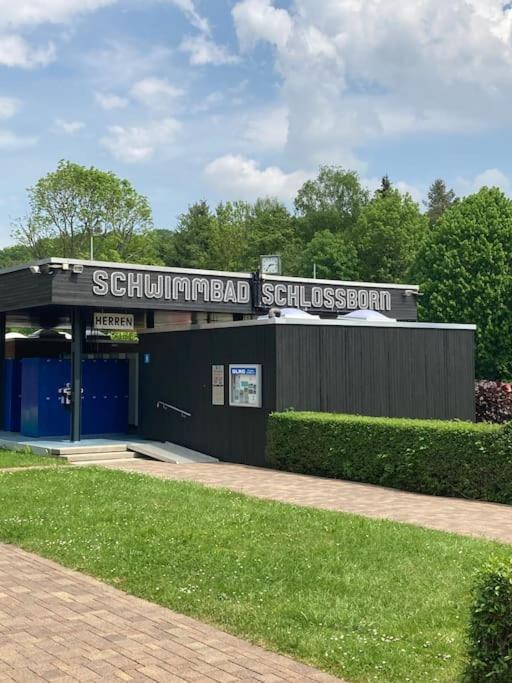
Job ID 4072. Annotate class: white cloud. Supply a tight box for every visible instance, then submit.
[0,129,37,150]
[0,97,21,119]
[204,154,309,201]
[55,119,85,134]
[87,41,172,87]
[130,77,184,109]
[192,91,224,113]
[0,0,117,27]
[95,92,128,110]
[100,117,181,163]
[456,169,512,196]
[233,0,292,51]
[232,0,512,168]
[243,106,288,151]
[166,0,210,35]
[0,34,55,68]
[180,34,239,66]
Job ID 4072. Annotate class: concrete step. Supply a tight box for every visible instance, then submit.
[127,441,218,465]
[65,451,137,463]
[51,444,129,456]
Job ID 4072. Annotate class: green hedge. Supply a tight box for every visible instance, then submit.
[466,557,512,682]
[266,412,512,503]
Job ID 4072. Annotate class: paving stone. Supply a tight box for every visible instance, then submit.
[101,460,512,543]
[0,545,342,682]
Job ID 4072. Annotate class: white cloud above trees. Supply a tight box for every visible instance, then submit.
[232,0,512,168]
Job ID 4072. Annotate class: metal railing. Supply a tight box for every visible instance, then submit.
[156,401,192,418]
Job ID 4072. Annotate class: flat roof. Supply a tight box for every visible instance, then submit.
[0,257,420,291]
[141,317,476,334]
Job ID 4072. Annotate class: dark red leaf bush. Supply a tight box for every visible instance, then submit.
[475,380,512,424]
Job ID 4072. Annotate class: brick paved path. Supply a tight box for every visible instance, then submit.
[101,460,512,544]
[0,543,342,683]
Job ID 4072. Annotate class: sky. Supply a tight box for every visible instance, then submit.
[1,0,512,246]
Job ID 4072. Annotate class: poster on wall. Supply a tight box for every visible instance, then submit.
[229,364,262,408]
[212,365,224,406]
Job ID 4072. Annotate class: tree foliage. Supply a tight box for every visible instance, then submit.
[414,188,512,378]
[296,230,358,280]
[352,188,428,283]
[424,179,457,227]
[13,160,153,260]
[294,166,369,241]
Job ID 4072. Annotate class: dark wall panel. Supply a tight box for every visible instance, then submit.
[0,270,52,311]
[276,325,475,421]
[139,325,276,466]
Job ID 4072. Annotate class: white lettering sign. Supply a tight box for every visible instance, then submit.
[92,270,252,306]
[260,282,392,312]
[93,312,134,331]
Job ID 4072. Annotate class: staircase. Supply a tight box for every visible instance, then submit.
[49,444,139,465]
[32,439,218,466]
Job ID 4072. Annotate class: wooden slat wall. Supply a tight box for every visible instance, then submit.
[275,325,475,421]
[138,325,277,466]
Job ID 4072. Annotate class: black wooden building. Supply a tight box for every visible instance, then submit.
[0,258,475,465]
[138,318,475,466]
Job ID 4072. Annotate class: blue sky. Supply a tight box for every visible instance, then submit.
[1,0,512,246]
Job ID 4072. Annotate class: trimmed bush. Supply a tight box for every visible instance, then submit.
[266,412,512,503]
[466,557,512,682]
[475,380,512,424]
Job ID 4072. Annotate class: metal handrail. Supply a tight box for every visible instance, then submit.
[156,401,191,418]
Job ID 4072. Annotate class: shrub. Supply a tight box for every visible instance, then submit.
[475,380,512,424]
[266,412,512,503]
[466,557,512,682]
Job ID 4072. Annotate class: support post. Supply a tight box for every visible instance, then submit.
[0,313,5,431]
[71,308,83,442]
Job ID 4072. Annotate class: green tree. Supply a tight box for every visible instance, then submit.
[296,230,358,280]
[294,166,369,241]
[353,188,428,283]
[0,244,33,268]
[424,179,457,227]
[172,201,216,269]
[151,229,178,267]
[376,175,392,197]
[13,160,152,259]
[414,187,512,378]
[243,198,302,274]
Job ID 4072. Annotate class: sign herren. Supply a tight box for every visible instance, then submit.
[93,312,134,331]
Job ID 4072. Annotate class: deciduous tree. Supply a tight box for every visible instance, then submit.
[13,160,152,259]
[353,188,428,283]
[414,187,512,378]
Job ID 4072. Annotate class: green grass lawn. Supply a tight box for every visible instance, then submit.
[0,467,509,683]
[0,449,65,468]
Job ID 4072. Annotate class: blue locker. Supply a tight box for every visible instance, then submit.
[3,359,22,432]
[20,359,71,437]
[82,359,129,435]
[19,358,129,437]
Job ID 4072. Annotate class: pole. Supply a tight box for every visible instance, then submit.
[90,233,94,260]
[71,308,83,442]
[0,313,5,430]
[313,263,317,279]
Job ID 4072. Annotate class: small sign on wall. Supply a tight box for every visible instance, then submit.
[94,312,134,331]
[212,365,225,405]
[229,364,262,408]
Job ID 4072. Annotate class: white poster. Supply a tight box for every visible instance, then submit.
[212,365,225,405]
[229,364,262,408]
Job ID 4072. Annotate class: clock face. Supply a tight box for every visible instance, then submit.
[261,256,281,275]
